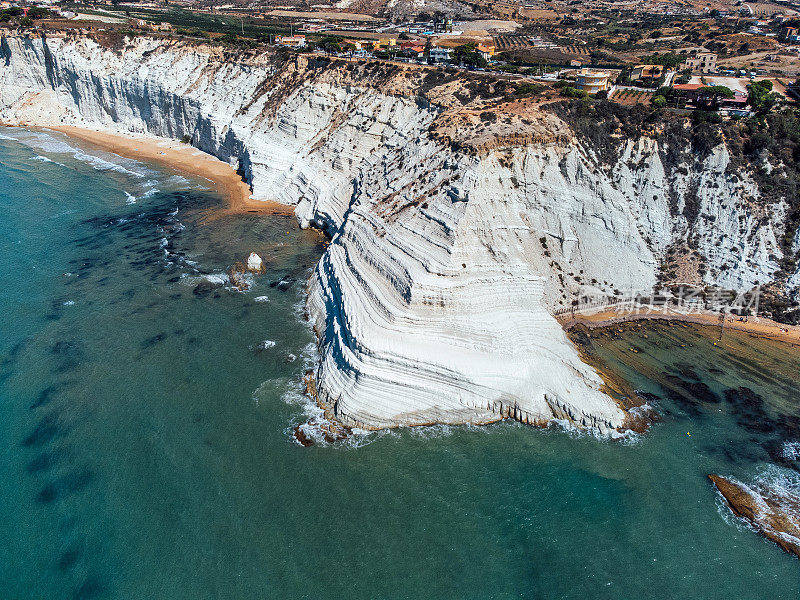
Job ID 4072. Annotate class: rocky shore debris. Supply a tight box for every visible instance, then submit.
[293,421,353,447]
[227,261,250,291]
[226,252,267,291]
[192,278,223,297]
[251,340,276,353]
[709,474,800,558]
[291,370,353,446]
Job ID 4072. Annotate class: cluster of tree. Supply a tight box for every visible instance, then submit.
[642,52,684,69]
[175,27,209,39]
[218,32,258,49]
[0,6,22,22]
[673,69,692,85]
[314,35,345,54]
[560,86,589,99]
[452,43,487,68]
[695,85,735,110]
[512,82,545,97]
[595,35,639,52]
[704,40,728,57]
[615,67,633,85]
[1,6,50,26]
[748,80,780,114]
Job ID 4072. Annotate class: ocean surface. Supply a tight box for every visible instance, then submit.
[1,127,799,600]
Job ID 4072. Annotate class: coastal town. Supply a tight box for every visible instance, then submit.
[3,0,800,115]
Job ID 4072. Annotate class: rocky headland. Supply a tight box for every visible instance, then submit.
[710,474,800,558]
[2,32,799,433]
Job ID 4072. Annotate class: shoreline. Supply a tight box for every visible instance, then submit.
[4,123,295,219]
[558,306,800,346]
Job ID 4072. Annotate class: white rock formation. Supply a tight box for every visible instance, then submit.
[1,34,796,432]
[247,252,264,273]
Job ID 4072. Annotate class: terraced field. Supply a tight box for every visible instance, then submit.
[611,88,654,105]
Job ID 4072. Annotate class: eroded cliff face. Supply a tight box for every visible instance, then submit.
[1,34,797,432]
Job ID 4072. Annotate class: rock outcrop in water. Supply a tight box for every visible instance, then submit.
[710,474,800,558]
[1,33,798,431]
[247,252,264,274]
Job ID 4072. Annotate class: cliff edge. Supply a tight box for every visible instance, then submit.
[2,34,797,432]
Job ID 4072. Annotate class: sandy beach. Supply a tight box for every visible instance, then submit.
[46,125,295,219]
[558,305,800,346]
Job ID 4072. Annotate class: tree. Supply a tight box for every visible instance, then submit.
[748,80,779,113]
[27,7,51,19]
[561,86,589,99]
[757,79,773,92]
[317,35,343,54]
[652,95,667,108]
[453,43,487,68]
[642,52,683,69]
[696,85,734,109]
[220,32,239,45]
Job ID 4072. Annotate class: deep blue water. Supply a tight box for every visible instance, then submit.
[1,127,798,600]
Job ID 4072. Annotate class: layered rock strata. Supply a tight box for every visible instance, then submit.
[2,34,797,431]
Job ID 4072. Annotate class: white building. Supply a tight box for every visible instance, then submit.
[575,69,611,94]
[275,35,307,48]
[429,47,452,63]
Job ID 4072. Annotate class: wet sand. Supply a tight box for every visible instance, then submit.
[558,306,800,346]
[47,126,295,219]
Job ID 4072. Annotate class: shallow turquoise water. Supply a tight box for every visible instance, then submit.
[1,128,799,600]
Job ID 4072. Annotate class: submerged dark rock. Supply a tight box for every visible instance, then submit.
[192,280,223,297]
[663,374,721,413]
[724,387,775,434]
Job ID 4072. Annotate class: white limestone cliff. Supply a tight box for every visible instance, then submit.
[1,34,796,432]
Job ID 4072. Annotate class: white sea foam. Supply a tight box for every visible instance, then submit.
[257,340,276,350]
[227,272,254,292]
[62,300,75,306]
[124,191,137,205]
[754,464,800,498]
[166,175,190,186]
[204,274,227,285]
[11,130,152,178]
[141,179,160,198]
[300,341,318,370]
[30,155,53,162]
[253,295,270,303]
[782,441,800,461]
[75,150,146,177]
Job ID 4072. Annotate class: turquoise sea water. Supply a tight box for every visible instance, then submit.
[1,127,799,600]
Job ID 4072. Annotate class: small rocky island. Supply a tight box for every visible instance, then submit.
[710,474,800,559]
